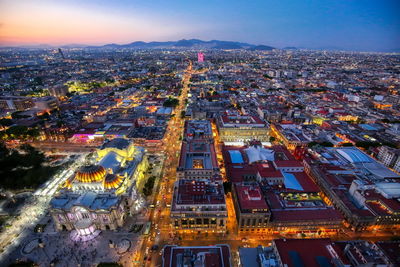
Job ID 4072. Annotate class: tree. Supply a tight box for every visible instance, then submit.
[320,142,334,147]
[308,141,319,148]
[6,125,28,139]
[143,176,156,196]
[163,97,179,108]
[0,144,55,190]
[341,143,354,147]
[0,118,13,127]
[11,111,30,119]
[105,78,115,83]
[223,181,232,194]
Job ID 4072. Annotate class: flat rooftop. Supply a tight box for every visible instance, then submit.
[235,184,269,212]
[274,238,349,267]
[173,179,226,206]
[184,120,213,139]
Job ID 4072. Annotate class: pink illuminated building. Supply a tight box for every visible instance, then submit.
[197,52,204,62]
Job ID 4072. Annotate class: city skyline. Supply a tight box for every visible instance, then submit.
[0,0,399,52]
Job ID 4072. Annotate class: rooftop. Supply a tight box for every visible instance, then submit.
[162,245,231,267]
[274,238,349,267]
[178,140,219,170]
[173,179,226,206]
[235,184,269,212]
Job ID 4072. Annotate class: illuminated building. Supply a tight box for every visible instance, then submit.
[177,139,220,180]
[217,114,270,143]
[171,178,227,233]
[373,102,392,110]
[232,183,270,234]
[336,113,358,122]
[270,123,311,151]
[308,147,400,231]
[226,145,343,234]
[50,138,148,240]
[184,120,213,140]
[197,52,205,63]
[377,146,400,173]
[33,96,59,111]
[0,96,34,111]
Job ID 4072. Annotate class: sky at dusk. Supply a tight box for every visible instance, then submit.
[0,0,399,51]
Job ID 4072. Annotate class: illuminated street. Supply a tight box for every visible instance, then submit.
[135,61,195,267]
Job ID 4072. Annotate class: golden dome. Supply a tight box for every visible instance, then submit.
[75,165,106,183]
[103,174,124,190]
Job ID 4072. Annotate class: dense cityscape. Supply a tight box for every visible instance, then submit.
[0,46,399,267]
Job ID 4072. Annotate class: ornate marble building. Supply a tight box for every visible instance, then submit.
[50,138,148,240]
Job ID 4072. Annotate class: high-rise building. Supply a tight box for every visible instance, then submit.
[197,52,204,63]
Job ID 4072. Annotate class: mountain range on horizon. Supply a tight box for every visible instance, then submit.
[77,39,277,50]
[1,39,399,53]
[0,39,276,51]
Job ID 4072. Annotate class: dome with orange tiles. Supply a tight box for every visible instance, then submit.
[103,174,124,190]
[75,165,106,183]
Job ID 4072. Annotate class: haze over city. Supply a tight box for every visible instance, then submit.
[0,0,399,51]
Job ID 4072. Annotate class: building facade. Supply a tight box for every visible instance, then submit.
[232,183,271,234]
[171,178,227,233]
[50,138,148,240]
[217,114,270,143]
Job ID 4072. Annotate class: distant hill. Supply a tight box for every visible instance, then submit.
[283,46,298,50]
[85,39,273,50]
[248,45,275,51]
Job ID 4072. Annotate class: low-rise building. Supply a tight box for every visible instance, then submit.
[171,178,227,233]
[307,146,400,231]
[270,123,312,151]
[177,139,220,179]
[377,146,400,173]
[272,238,350,267]
[233,183,270,234]
[217,114,270,143]
[162,244,232,267]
